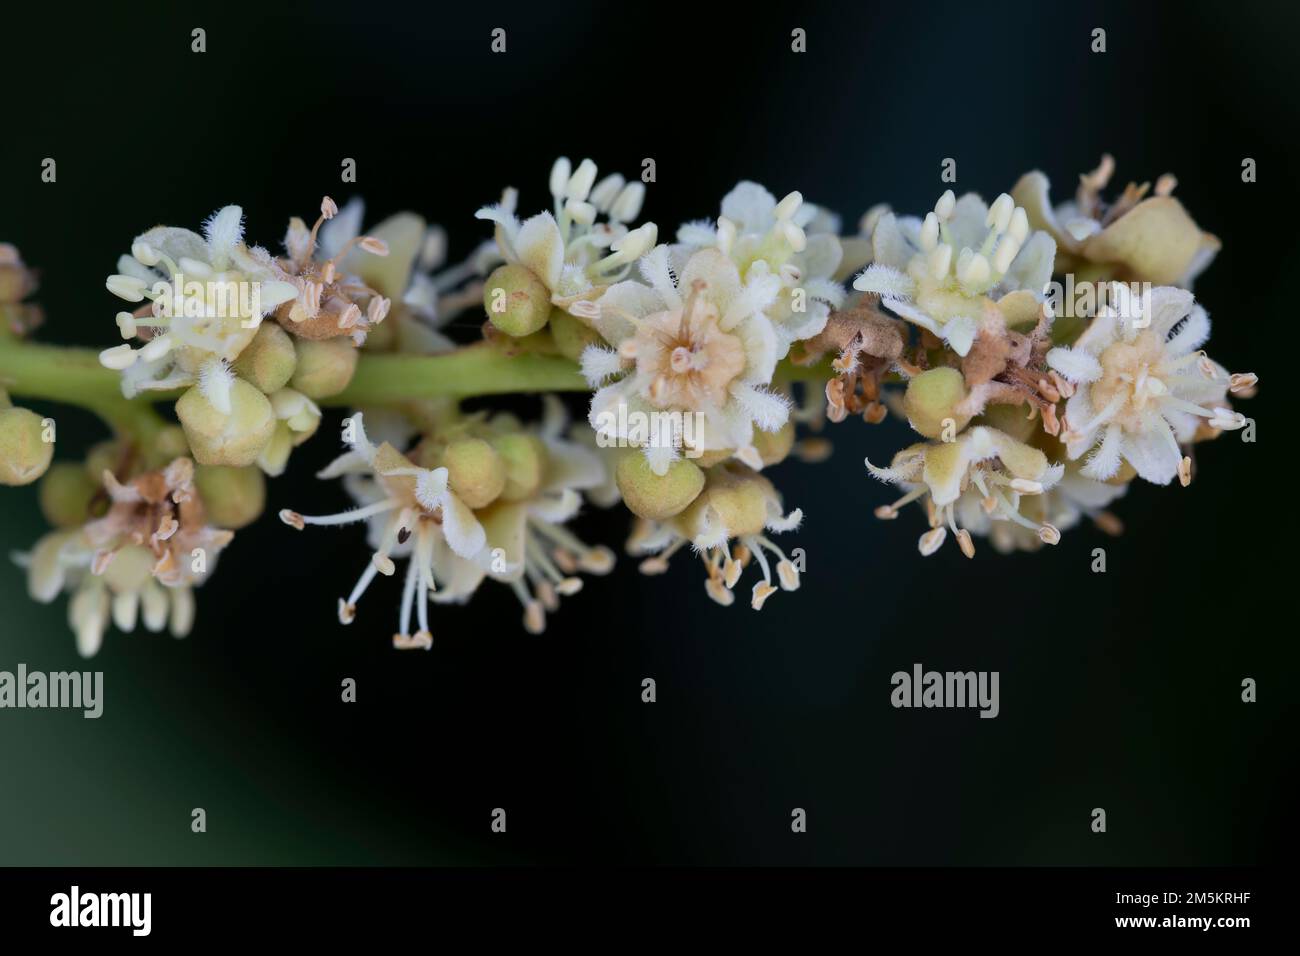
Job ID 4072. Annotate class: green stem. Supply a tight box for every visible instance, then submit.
[0,337,588,436]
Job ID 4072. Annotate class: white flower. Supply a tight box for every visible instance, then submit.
[475,157,658,308]
[867,426,1064,557]
[677,181,846,358]
[581,245,790,475]
[1046,286,1250,485]
[100,206,298,411]
[280,404,614,647]
[320,198,499,353]
[853,190,1056,357]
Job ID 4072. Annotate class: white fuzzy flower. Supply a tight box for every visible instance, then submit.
[1046,286,1250,485]
[475,157,657,309]
[583,245,790,475]
[852,190,1056,356]
[677,181,846,358]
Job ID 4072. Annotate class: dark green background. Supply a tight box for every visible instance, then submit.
[0,0,1291,865]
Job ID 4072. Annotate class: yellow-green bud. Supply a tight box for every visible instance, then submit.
[753,422,796,467]
[443,437,507,509]
[679,467,771,538]
[194,464,266,530]
[233,322,297,393]
[484,263,551,337]
[141,425,190,470]
[290,338,358,399]
[39,462,98,528]
[100,544,154,594]
[175,379,275,467]
[616,452,705,521]
[84,439,124,482]
[903,367,971,439]
[549,308,604,362]
[0,406,54,486]
[491,432,547,501]
[692,448,734,469]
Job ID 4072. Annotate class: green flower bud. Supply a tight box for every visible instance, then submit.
[141,425,190,470]
[175,379,275,467]
[549,308,604,362]
[903,367,971,439]
[443,437,507,509]
[194,464,266,530]
[483,263,551,337]
[491,432,547,501]
[100,544,154,594]
[233,322,297,393]
[752,421,796,467]
[290,338,358,399]
[678,466,771,538]
[84,439,124,482]
[0,406,54,486]
[616,452,705,521]
[691,448,734,469]
[39,462,98,528]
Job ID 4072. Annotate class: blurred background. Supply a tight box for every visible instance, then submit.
[0,0,1291,865]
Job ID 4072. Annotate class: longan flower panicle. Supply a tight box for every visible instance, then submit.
[14,456,234,657]
[676,181,847,358]
[867,425,1065,559]
[99,205,298,411]
[579,245,793,475]
[626,460,803,610]
[1012,154,1221,287]
[272,196,395,345]
[278,400,615,649]
[474,157,659,335]
[853,189,1056,357]
[1045,285,1254,486]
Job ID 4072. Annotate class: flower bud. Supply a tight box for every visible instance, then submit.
[290,337,358,399]
[483,263,551,338]
[443,437,507,509]
[257,389,322,476]
[0,406,54,485]
[753,421,796,466]
[549,308,603,362]
[100,544,154,594]
[194,464,266,530]
[490,432,547,501]
[141,425,191,470]
[903,367,971,439]
[233,322,297,393]
[678,466,770,538]
[84,439,124,482]
[175,379,275,467]
[39,462,98,528]
[616,452,705,521]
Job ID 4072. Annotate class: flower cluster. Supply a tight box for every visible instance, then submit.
[1,152,1258,655]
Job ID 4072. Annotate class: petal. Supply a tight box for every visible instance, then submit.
[440,492,487,558]
[515,212,565,291]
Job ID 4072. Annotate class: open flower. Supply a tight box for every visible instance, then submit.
[279,402,613,648]
[580,245,791,474]
[677,181,846,357]
[628,461,803,609]
[1046,285,1253,485]
[100,206,298,411]
[1012,154,1220,287]
[475,157,658,312]
[853,190,1056,357]
[867,426,1064,558]
[272,196,394,344]
[16,457,231,656]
